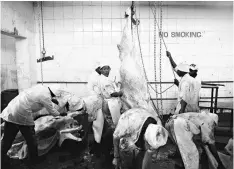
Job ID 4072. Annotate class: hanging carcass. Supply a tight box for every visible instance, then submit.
[117,7,161,124]
[113,6,169,169]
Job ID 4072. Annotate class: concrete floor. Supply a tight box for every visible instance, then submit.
[2,127,231,169]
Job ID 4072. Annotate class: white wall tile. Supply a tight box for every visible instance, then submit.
[54,1,63,7]
[111,32,121,45]
[83,32,93,45]
[54,19,64,33]
[92,5,102,18]
[43,7,54,19]
[139,19,150,31]
[139,6,150,19]
[111,6,121,18]
[73,6,83,18]
[83,6,93,19]
[140,32,150,44]
[73,1,83,6]
[83,19,93,31]
[112,19,121,31]
[102,6,111,18]
[93,32,102,45]
[102,19,111,31]
[64,19,74,32]
[102,1,112,6]
[74,32,83,45]
[93,19,102,31]
[43,20,54,33]
[64,6,73,19]
[63,1,73,6]
[102,32,112,45]
[83,1,92,6]
[54,6,63,19]
[74,19,83,31]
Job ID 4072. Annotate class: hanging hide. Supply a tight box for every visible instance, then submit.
[117,7,160,124]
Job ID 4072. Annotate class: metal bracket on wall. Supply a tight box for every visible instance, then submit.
[37,55,54,62]
[1,27,26,39]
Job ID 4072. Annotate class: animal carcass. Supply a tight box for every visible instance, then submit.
[1,93,85,160]
[117,7,161,125]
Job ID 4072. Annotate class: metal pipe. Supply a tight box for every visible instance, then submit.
[37,81,232,84]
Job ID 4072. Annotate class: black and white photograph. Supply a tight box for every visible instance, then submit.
[1,1,233,169]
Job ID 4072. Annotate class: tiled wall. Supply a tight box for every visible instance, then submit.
[1,2,232,113]
[1,1,37,92]
[32,1,233,113]
[1,35,18,91]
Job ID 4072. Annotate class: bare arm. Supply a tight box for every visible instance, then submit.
[41,97,60,116]
[179,99,187,114]
[178,81,190,113]
[113,134,120,159]
[166,51,177,69]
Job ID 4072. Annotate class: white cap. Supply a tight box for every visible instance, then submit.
[144,124,168,150]
[68,95,85,112]
[49,84,64,97]
[176,63,190,73]
[189,64,198,71]
[93,61,101,69]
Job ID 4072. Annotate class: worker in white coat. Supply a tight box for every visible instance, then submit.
[87,60,122,167]
[165,111,225,169]
[1,84,67,166]
[166,51,201,113]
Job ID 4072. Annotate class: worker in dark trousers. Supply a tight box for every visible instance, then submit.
[1,84,67,167]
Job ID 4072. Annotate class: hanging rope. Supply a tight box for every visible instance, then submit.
[41,1,46,56]
[153,2,159,111]
[150,2,176,79]
[159,1,163,113]
[133,3,161,118]
[37,1,44,85]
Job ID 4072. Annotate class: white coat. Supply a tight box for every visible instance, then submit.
[0,85,60,126]
[175,74,201,114]
[87,71,121,143]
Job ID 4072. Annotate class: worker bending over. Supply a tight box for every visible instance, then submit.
[1,84,67,166]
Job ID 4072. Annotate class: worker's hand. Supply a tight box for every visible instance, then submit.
[118,91,123,97]
[112,157,121,169]
[174,79,179,86]
[111,91,123,97]
[60,112,67,117]
[51,98,59,105]
[166,51,171,58]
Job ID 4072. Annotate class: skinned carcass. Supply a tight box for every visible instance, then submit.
[117,7,161,125]
[112,6,170,169]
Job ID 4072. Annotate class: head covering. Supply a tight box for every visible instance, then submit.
[144,124,168,150]
[48,84,64,97]
[68,95,85,112]
[190,64,198,71]
[176,63,190,73]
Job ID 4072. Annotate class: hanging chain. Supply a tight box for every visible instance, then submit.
[159,1,163,113]
[153,1,159,111]
[37,1,43,85]
[135,4,160,116]
[41,1,46,55]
